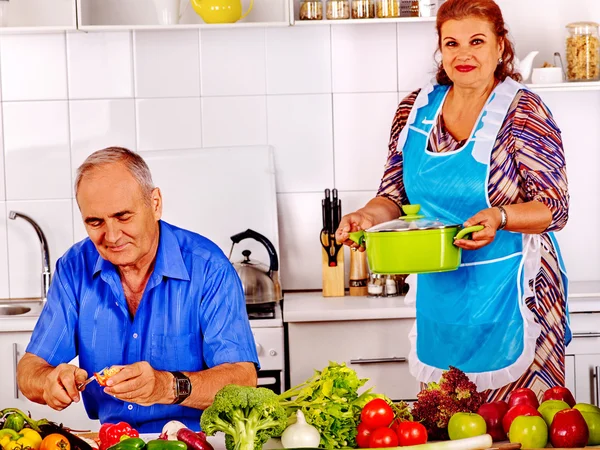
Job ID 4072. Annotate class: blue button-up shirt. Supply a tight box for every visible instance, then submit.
[27,221,259,432]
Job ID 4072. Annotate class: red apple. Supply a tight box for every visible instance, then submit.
[543,386,577,408]
[477,401,509,441]
[508,387,540,409]
[503,404,542,436]
[550,408,589,448]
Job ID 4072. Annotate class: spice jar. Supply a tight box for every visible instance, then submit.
[400,0,419,17]
[565,21,600,81]
[352,0,375,19]
[367,273,385,297]
[327,0,350,19]
[377,0,400,18]
[299,0,323,20]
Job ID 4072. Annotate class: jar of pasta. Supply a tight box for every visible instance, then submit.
[352,0,375,18]
[327,0,350,19]
[377,0,400,18]
[565,21,600,81]
[299,0,323,20]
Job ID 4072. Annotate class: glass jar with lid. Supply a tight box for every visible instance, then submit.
[377,0,400,18]
[299,0,323,20]
[352,0,375,18]
[327,0,350,19]
[565,21,600,81]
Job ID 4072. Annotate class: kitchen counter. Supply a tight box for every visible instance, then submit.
[283,280,600,323]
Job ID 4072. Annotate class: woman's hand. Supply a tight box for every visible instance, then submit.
[335,210,376,250]
[454,207,502,250]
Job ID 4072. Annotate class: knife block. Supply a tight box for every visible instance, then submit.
[322,248,345,297]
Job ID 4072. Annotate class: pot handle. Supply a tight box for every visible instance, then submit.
[454,225,485,241]
[230,229,279,272]
[348,230,366,247]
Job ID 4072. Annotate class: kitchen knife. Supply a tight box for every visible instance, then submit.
[324,189,331,234]
[332,188,338,232]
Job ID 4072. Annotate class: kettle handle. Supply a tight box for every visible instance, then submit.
[230,229,279,272]
[240,0,254,20]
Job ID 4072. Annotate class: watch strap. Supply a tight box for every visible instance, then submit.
[170,371,192,405]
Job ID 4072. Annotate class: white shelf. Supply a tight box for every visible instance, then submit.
[526,81,600,92]
[293,16,436,25]
[78,0,289,31]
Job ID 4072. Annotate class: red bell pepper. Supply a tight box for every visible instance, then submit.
[99,422,139,450]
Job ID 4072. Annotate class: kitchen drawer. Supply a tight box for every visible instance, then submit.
[288,319,419,401]
[567,312,600,355]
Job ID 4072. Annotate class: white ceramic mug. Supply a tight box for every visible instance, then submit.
[531,67,564,84]
[153,0,186,25]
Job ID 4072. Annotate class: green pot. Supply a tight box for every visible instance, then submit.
[348,205,484,274]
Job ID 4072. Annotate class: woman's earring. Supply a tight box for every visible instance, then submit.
[498,57,503,64]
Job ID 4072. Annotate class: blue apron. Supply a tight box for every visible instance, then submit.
[399,78,569,390]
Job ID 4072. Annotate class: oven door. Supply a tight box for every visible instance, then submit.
[257,369,283,394]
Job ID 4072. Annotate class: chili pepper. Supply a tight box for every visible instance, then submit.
[146,440,187,450]
[100,423,139,450]
[0,427,44,450]
[106,437,145,450]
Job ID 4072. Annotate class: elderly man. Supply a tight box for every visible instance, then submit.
[17,147,258,432]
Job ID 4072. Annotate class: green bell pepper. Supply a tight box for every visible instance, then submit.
[146,440,187,450]
[3,414,25,432]
[107,437,146,450]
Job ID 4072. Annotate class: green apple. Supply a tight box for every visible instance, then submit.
[538,399,570,426]
[577,410,600,445]
[509,415,548,449]
[448,412,487,440]
[574,402,600,415]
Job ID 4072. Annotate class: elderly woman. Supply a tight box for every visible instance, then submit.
[336,0,569,400]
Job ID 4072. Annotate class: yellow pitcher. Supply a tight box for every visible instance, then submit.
[191,0,254,23]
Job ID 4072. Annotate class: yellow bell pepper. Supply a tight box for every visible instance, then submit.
[0,428,43,450]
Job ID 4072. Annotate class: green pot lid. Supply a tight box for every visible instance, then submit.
[366,204,459,233]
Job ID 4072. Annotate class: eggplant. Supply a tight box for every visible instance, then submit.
[38,422,94,450]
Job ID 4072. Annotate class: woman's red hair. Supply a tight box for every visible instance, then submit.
[435,0,522,85]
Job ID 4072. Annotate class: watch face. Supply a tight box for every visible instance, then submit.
[176,378,191,396]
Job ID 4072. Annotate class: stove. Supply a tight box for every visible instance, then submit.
[246,302,276,320]
[248,301,285,394]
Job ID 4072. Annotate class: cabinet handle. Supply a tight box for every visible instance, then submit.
[595,366,599,407]
[350,357,407,364]
[12,343,19,399]
[572,332,600,338]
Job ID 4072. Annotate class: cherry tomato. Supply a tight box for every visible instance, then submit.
[40,434,70,450]
[396,421,428,446]
[356,422,372,448]
[369,428,399,448]
[360,399,395,431]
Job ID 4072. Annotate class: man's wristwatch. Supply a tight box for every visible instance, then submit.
[170,371,192,405]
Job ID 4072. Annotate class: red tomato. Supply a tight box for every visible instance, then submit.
[361,399,395,431]
[369,428,399,448]
[356,422,372,448]
[396,421,428,446]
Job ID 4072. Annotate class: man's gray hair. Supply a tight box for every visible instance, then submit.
[75,147,155,202]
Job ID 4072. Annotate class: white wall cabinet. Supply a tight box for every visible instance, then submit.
[566,312,600,406]
[0,331,100,431]
[287,318,420,401]
[0,0,76,33]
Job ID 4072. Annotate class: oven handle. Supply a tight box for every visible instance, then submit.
[350,357,407,364]
[572,332,600,338]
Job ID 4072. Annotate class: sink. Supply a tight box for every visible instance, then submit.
[0,305,32,316]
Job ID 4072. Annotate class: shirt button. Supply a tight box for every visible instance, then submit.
[115,302,119,306]
[133,333,138,339]
[128,405,133,411]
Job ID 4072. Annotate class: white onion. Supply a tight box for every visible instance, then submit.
[161,420,188,440]
[281,410,321,448]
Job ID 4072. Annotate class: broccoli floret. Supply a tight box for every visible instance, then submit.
[200,385,287,450]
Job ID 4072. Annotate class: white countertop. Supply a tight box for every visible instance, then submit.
[283,280,600,323]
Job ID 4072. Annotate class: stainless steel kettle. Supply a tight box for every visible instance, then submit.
[229,229,282,305]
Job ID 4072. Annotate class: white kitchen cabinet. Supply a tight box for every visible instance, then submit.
[287,318,420,401]
[0,332,100,431]
[565,312,600,406]
[77,0,290,30]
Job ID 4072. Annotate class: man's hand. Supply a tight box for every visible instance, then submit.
[103,361,173,406]
[43,363,88,410]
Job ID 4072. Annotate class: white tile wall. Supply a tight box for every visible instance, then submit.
[0,0,598,297]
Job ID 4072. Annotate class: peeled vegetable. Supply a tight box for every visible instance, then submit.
[281,411,320,449]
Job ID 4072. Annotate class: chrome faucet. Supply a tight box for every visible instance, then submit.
[8,211,51,302]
